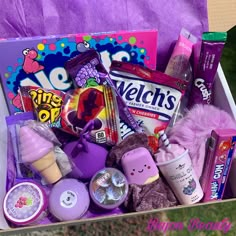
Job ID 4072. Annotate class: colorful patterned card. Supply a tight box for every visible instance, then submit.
[0,30,158,114]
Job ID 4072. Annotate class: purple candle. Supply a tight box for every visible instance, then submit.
[48,179,90,221]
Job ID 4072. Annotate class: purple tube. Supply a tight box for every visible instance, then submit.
[188,32,227,107]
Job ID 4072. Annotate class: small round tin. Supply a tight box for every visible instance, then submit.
[3,182,47,225]
[89,168,129,210]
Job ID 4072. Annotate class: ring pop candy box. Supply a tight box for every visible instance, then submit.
[110,61,187,153]
[200,129,236,202]
[65,49,142,140]
[60,85,120,146]
[19,86,66,128]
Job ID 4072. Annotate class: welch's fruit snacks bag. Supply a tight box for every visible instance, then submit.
[110,61,187,152]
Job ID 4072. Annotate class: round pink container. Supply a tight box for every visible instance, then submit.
[3,182,48,225]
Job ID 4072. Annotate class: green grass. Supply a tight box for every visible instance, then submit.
[7,200,236,236]
[221,26,236,101]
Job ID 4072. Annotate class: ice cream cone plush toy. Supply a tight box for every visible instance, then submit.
[19,126,62,184]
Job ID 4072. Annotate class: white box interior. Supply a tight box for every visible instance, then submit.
[0,64,235,230]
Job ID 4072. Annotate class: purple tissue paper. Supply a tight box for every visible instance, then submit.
[0,0,208,70]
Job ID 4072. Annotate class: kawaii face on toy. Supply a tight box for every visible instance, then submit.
[121,147,159,185]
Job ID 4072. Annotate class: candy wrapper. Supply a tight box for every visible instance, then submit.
[20,86,66,128]
[65,49,142,140]
[61,85,120,146]
[110,61,187,152]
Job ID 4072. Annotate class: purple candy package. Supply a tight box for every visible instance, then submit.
[65,49,142,140]
[188,32,227,107]
[65,49,110,87]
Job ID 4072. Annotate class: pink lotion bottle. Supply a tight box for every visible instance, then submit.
[165,28,197,126]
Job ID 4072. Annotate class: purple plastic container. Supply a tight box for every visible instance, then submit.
[89,168,129,210]
[48,179,90,221]
[3,182,48,225]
